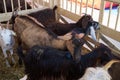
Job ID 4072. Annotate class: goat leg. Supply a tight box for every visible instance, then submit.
[17,45,23,65]
[2,49,11,67]
[10,49,16,64]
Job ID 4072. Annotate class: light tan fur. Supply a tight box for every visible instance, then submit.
[15,16,67,49]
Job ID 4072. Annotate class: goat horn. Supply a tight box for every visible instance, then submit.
[103,60,120,70]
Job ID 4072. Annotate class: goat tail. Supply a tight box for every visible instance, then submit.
[53,5,58,11]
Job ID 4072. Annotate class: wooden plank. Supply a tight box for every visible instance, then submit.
[84,36,100,46]
[100,33,120,51]
[81,46,91,55]
[110,48,120,58]
[85,41,94,50]
[100,25,120,42]
[59,15,69,24]
[57,7,81,22]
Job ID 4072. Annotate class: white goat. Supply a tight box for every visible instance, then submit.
[79,67,111,80]
[0,22,16,67]
[20,75,27,80]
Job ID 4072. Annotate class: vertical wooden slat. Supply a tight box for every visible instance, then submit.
[24,0,27,10]
[66,0,68,10]
[75,0,78,13]
[91,0,95,16]
[3,0,7,13]
[49,0,54,8]
[107,2,113,27]
[70,0,73,11]
[31,0,34,9]
[115,5,120,30]
[18,0,21,10]
[11,0,14,11]
[54,0,60,6]
[80,0,83,16]
[99,1,105,24]
[62,0,64,8]
[42,0,45,6]
[98,1,105,40]
[85,0,89,14]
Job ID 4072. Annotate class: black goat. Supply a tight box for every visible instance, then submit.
[18,43,113,80]
[28,8,99,40]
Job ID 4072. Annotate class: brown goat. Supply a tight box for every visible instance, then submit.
[13,15,85,58]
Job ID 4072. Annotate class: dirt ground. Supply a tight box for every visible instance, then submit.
[0,50,25,80]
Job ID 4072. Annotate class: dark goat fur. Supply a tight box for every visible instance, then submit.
[18,43,114,80]
[29,9,98,36]
[0,0,31,13]
[28,6,57,26]
[12,15,87,65]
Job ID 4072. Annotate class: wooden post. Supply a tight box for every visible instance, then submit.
[97,0,105,41]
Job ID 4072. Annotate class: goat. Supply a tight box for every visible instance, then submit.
[104,60,120,80]
[12,15,87,53]
[0,22,16,67]
[79,60,120,80]
[0,0,31,13]
[17,43,113,80]
[28,8,99,41]
[11,15,87,64]
[79,67,111,80]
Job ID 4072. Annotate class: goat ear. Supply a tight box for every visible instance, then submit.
[11,30,16,36]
